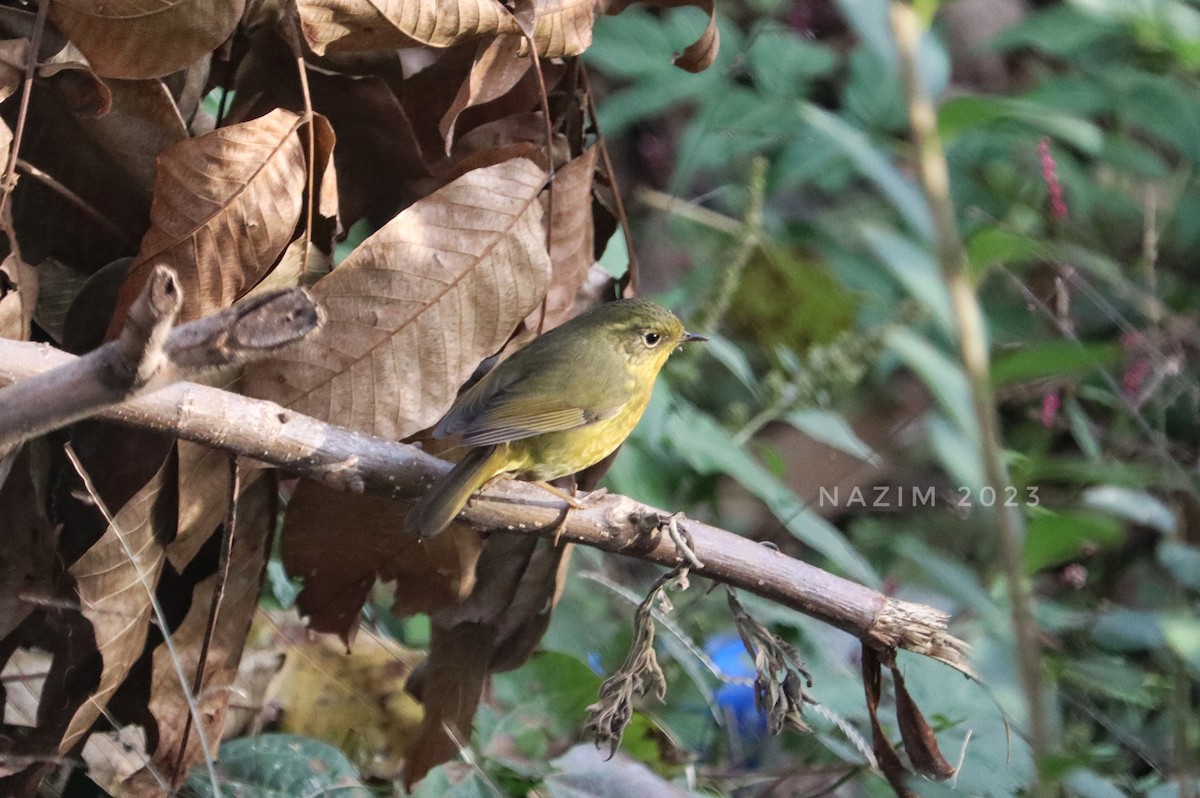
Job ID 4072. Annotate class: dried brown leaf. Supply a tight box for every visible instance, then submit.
[48,0,246,79]
[123,475,274,790]
[530,146,597,332]
[243,157,551,440]
[891,664,955,779]
[107,109,308,336]
[528,0,601,58]
[169,442,232,571]
[441,35,530,152]
[61,450,176,753]
[84,79,189,190]
[297,0,521,55]
[281,480,482,645]
[403,622,496,788]
[226,28,426,228]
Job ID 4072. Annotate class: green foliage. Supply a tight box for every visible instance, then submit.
[184,735,371,798]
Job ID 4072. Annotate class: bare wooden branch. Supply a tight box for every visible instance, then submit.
[0,267,321,454]
[0,338,971,673]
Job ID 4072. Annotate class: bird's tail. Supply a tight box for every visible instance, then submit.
[409,445,500,538]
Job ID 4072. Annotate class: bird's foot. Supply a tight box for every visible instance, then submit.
[534,483,608,546]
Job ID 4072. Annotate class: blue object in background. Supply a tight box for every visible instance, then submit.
[707,634,769,766]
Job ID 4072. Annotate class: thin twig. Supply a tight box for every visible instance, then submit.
[15,159,136,246]
[64,443,222,797]
[172,455,241,786]
[581,65,639,296]
[295,49,316,277]
[889,0,1047,773]
[0,0,49,221]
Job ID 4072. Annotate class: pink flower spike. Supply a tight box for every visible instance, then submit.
[1038,137,1068,222]
[1041,390,1061,428]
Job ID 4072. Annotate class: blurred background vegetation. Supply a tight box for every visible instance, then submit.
[241,1,1200,795]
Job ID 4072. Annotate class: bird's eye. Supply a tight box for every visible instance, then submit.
[642,331,662,347]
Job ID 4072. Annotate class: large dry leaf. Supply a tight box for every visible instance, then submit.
[61,450,176,753]
[243,157,551,440]
[107,109,309,336]
[48,0,245,79]
[282,480,482,644]
[406,533,571,785]
[84,79,189,190]
[297,0,521,55]
[226,27,425,229]
[403,622,496,788]
[121,476,274,791]
[532,146,597,332]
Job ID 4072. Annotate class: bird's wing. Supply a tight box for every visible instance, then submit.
[455,393,625,447]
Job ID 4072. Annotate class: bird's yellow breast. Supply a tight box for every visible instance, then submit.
[495,371,656,482]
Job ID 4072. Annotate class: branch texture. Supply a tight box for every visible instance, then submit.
[0,338,970,672]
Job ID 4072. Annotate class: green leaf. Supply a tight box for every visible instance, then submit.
[1092,610,1166,653]
[991,342,1121,387]
[1026,510,1124,573]
[884,328,976,437]
[860,224,954,332]
[1065,769,1131,798]
[966,227,1044,272]
[1082,486,1176,534]
[784,409,879,464]
[546,745,702,798]
[665,400,880,587]
[409,764,501,798]
[799,104,934,241]
[992,6,1123,56]
[939,95,1104,154]
[184,734,370,798]
[746,27,836,98]
[1162,612,1200,672]
[493,652,601,738]
[1159,541,1200,589]
[1059,655,1155,707]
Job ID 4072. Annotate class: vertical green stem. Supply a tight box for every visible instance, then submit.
[888,0,1050,777]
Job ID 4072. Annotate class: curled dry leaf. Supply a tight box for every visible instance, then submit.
[281,480,482,645]
[297,0,521,55]
[243,157,551,440]
[121,475,275,792]
[527,0,601,59]
[60,449,177,754]
[441,35,531,153]
[48,0,246,79]
[107,109,309,337]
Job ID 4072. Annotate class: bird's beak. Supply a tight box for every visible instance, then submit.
[681,331,708,344]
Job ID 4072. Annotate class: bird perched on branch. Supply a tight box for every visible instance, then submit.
[410,298,706,538]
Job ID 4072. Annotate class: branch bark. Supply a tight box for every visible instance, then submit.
[0,337,971,673]
[0,265,322,455]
